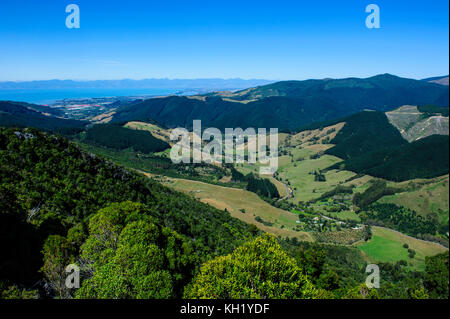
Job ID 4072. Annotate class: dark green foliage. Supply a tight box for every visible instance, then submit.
[254,216,273,227]
[326,111,407,160]
[74,202,198,298]
[309,185,354,204]
[418,104,449,117]
[280,238,366,291]
[344,135,449,181]
[280,237,435,299]
[230,166,245,182]
[245,173,280,199]
[325,111,449,181]
[424,252,449,299]
[360,204,438,237]
[313,171,326,182]
[353,180,396,208]
[79,142,235,187]
[184,235,321,299]
[83,124,170,153]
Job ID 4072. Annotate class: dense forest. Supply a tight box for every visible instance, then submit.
[360,203,439,238]
[418,104,449,117]
[82,123,170,153]
[326,112,449,181]
[342,135,449,181]
[325,111,407,160]
[231,168,280,199]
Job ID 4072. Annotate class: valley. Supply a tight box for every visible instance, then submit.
[1,74,449,299]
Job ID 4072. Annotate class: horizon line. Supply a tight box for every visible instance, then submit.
[1,73,449,84]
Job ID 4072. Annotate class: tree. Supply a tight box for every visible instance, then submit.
[424,252,449,299]
[41,235,76,298]
[75,201,198,299]
[184,234,323,299]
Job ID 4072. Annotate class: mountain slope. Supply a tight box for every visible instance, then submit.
[325,111,408,160]
[0,101,86,133]
[357,135,449,181]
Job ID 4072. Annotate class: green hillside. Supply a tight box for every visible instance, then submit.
[326,111,407,159]
[0,101,86,133]
[82,123,170,153]
[340,135,449,181]
[325,111,449,181]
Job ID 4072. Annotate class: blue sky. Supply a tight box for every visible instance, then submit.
[0,0,448,81]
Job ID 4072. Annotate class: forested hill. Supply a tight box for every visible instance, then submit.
[111,74,449,131]
[82,123,170,153]
[0,101,86,133]
[325,111,449,181]
[0,127,257,293]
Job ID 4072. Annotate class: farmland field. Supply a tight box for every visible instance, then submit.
[358,226,448,271]
[379,175,449,223]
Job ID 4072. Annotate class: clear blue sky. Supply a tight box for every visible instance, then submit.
[0,0,448,81]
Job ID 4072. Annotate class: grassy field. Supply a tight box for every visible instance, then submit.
[358,226,448,271]
[379,175,449,224]
[160,177,312,241]
[278,152,356,202]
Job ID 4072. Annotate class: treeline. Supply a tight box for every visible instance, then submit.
[418,104,449,117]
[83,124,170,153]
[353,180,397,208]
[309,185,354,204]
[230,168,280,199]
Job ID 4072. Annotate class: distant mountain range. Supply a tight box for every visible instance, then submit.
[0,78,274,91]
[110,74,449,131]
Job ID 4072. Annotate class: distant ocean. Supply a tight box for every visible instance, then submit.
[0,88,179,104]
